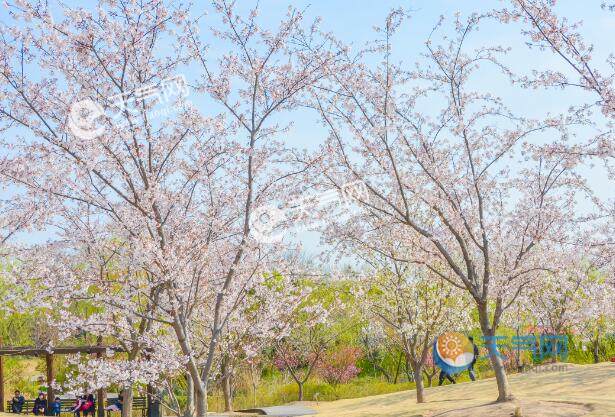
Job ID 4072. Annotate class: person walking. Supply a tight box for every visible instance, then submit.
[468,336,480,381]
[438,369,456,385]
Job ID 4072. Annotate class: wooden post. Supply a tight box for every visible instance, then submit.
[45,352,55,412]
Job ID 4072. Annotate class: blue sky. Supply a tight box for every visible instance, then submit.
[1,1,613,261]
[253,0,615,260]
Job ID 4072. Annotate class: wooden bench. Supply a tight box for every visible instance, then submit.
[104,397,146,417]
[5,397,147,417]
[6,398,94,416]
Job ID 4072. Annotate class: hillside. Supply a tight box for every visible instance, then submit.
[312,363,615,417]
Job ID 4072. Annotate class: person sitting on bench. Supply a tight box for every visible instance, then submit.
[33,393,47,416]
[50,397,62,416]
[70,395,85,417]
[104,394,123,413]
[81,394,96,417]
[10,390,25,414]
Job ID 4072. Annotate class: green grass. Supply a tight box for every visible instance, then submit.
[207,376,417,412]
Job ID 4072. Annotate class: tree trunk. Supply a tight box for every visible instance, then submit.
[413,366,425,403]
[194,386,207,417]
[222,358,233,412]
[172,321,208,417]
[403,358,414,382]
[121,385,133,417]
[185,373,194,417]
[297,381,304,401]
[485,336,513,401]
[249,362,258,408]
[592,338,600,364]
[251,374,257,407]
[393,351,403,384]
[479,306,513,402]
[423,370,434,387]
[551,337,558,363]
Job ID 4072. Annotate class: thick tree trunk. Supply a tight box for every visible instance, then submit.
[488,342,513,402]
[172,320,208,417]
[479,306,513,402]
[121,386,133,417]
[194,386,207,417]
[413,366,425,403]
[185,373,194,417]
[297,381,304,401]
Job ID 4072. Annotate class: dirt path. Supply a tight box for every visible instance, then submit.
[312,363,615,417]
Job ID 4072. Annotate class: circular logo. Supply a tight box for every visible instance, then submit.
[249,204,286,243]
[68,99,106,139]
[435,332,475,369]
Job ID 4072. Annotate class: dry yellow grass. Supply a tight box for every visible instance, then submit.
[310,363,615,417]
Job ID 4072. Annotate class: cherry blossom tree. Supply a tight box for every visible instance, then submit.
[212,273,308,412]
[273,343,322,401]
[0,1,334,415]
[526,263,586,329]
[272,282,347,401]
[498,0,615,273]
[354,249,471,403]
[422,351,438,387]
[571,275,615,363]
[521,253,595,361]
[313,10,586,401]
[359,322,405,383]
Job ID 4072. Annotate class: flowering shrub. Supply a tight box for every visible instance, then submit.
[273,347,318,373]
[273,352,301,372]
[318,346,363,386]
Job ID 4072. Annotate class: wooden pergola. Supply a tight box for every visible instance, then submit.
[0,345,118,417]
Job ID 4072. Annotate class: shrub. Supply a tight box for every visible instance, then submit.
[318,346,363,386]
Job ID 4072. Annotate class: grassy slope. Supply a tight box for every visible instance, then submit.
[312,363,615,417]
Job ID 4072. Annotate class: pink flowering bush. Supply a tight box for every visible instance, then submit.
[273,347,319,373]
[317,346,363,386]
[273,351,302,372]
